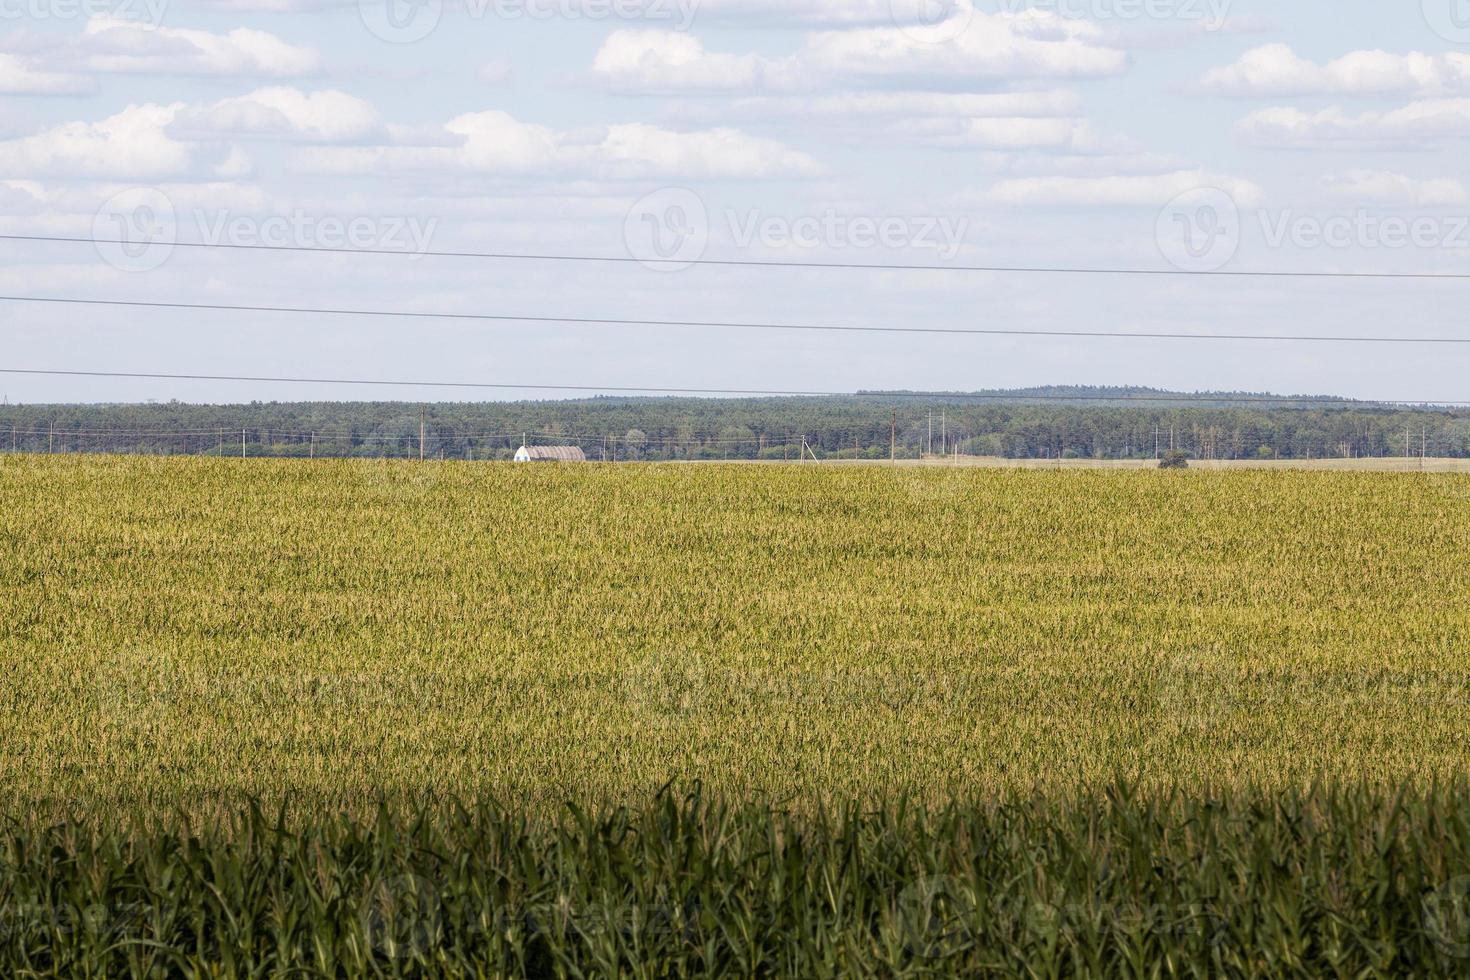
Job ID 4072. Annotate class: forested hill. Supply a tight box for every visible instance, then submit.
[2,388,1467,461]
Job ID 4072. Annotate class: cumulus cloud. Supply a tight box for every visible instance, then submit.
[0,103,198,179]
[0,53,94,96]
[687,0,896,27]
[15,16,320,78]
[590,31,778,92]
[214,0,896,26]
[1237,99,1470,149]
[1202,44,1470,97]
[672,89,1124,155]
[1320,170,1470,207]
[802,10,1127,82]
[588,13,1127,94]
[295,111,823,179]
[981,170,1264,207]
[0,180,48,216]
[171,88,385,143]
[729,90,1084,120]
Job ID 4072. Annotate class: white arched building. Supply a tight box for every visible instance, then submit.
[514,445,587,463]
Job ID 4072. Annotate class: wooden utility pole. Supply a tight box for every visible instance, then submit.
[419,408,426,462]
[891,410,897,464]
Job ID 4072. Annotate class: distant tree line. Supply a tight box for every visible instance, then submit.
[2,388,1467,461]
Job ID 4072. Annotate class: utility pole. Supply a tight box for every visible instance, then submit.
[891,410,897,465]
[927,412,932,457]
[1422,426,1428,468]
[310,432,316,460]
[419,408,426,462]
[48,421,53,454]
[941,411,947,456]
[242,428,247,459]
[218,428,223,457]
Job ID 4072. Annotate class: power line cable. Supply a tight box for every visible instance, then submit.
[7,233,1470,281]
[2,294,1467,345]
[3,368,1467,407]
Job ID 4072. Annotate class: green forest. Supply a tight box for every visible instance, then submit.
[3,387,1467,461]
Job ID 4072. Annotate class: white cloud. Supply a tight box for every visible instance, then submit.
[1320,170,1470,207]
[894,115,1107,150]
[0,103,198,179]
[595,123,821,178]
[588,13,1127,94]
[0,180,48,215]
[801,10,1127,83]
[1237,99,1470,149]
[0,53,93,96]
[972,149,1189,177]
[172,89,384,143]
[213,145,255,179]
[21,16,321,78]
[296,111,822,180]
[590,30,776,92]
[981,170,1264,207]
[729,90,1083,120]
[1202,44,1470,97]
[686,0,896,27]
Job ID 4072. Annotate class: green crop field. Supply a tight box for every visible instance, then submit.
[4,455,1469,813]
[6,455,1470,975]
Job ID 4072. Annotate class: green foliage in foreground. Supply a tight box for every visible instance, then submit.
[5,785,1470,978]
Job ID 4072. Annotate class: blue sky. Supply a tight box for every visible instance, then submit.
[2,0,1468,403]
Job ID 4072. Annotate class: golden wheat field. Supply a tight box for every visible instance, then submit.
[2,454,1469,815]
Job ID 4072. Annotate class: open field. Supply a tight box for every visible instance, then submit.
[7,455,1470,974]
[732,455,1470,472]
[3,455,1470,815]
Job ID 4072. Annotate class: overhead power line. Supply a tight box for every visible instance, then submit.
[2,294,1467,346]
[2,368,1466,407]
[6,233,1470,280]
